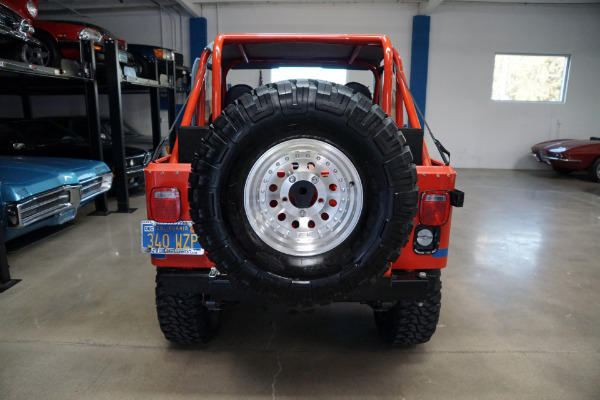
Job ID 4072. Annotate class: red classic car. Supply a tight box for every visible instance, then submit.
[17,19,129,67]
[531,137,600,182]
[0,0,38,44]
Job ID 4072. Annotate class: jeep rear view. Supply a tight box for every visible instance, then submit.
[141,33,463,345]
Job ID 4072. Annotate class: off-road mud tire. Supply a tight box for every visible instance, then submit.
[155,269,219,344]
[374,270,442,345]
[189,79,418,307]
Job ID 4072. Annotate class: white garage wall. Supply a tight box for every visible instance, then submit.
[81,9,190,61]
[196,2,600,169]
[198,3,416,89]
[426,3,600,169]
[199,3,415,45]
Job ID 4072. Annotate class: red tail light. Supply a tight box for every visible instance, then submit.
[150,187,181,222]
[419,190,450,226]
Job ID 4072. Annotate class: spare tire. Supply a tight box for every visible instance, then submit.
[189,79,418,307]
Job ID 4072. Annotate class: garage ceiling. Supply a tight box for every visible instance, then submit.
[39,0,600,18]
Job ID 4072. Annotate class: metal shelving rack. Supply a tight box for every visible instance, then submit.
[0,40,176,291]
[103,40,176,213]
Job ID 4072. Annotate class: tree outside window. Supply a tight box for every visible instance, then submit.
[492,54,570,102]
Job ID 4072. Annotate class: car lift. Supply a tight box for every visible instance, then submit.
[0,40,177,291]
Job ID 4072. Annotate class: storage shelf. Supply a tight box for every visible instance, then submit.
[0,58,88,81]
[122,74,172,89]
[0,40,177,291]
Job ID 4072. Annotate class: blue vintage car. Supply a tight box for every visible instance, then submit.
[1,156,112,241]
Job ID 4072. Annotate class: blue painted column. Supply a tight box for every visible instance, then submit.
[190,17,208,64]
[409,15,431,127]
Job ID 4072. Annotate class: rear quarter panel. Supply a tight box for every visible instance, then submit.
[144,160,214,269]
[392,165,457,270]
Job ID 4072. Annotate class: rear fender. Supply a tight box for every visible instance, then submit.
[392,165,458,270]
[145,159,214,269]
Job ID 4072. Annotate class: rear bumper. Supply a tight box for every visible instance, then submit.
[157,269,431,303]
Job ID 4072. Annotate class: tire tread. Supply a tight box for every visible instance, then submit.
[155,270,218,344]
[375,271,442,346]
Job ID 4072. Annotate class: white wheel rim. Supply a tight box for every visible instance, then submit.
[244,138,363,256]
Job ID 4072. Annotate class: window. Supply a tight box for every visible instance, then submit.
[491,54,570,102]
[271,67,347,84]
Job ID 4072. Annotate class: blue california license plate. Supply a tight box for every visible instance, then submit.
[58,207,76,224]
[141,220,204,255]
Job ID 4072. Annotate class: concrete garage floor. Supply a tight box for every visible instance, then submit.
[1,168,599,399]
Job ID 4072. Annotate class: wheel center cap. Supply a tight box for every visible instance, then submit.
[288,180,318,208]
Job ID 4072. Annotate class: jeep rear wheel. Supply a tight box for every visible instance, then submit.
[374,270,442,345]
[189,80,418,307]
[155,269,220,344]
